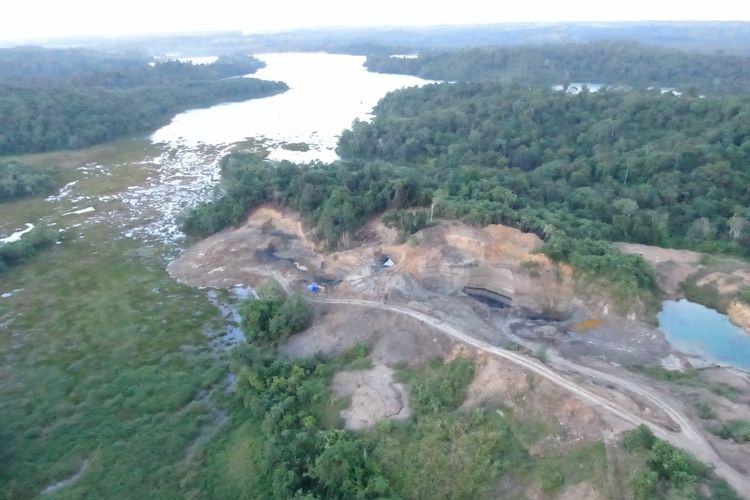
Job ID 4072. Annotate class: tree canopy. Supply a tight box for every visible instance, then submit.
[365,41,750,95]
[0,47,286,155]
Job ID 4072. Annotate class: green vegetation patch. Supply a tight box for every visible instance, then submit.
[0,161,58,201]
[711,419,750,443]
[0,238,222,498]
[372,409,531,499]
[629,364,739,400]
[622,425,740,499]
[239,281,313,346]
[400,357,476,414]
[0,226,57,274]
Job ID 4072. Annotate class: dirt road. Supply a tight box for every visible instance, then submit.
[259,270,750,494]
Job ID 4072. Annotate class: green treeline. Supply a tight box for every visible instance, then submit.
[181,153,419,248]
[0,47,286,155]
[365,41,750,95]
[0,161,57,201]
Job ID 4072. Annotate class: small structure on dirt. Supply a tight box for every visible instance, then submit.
[380,255,395,267]
[307,282,321,294]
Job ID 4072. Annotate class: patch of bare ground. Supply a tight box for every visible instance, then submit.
[281,303,453,364]
[615,242,702,296]
[331,364,410,430]
[728,300,750,332]
[669,368,750,475]
[460,352,621,455]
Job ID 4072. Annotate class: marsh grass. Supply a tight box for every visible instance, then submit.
[0,236,225,498]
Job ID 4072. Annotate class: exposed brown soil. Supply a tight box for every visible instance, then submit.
[728,300,750,332]
[169,207,750,496]
[331,364,411,430]
[462,353,611,450]
[615,242,702,296]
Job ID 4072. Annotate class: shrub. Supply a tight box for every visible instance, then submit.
[623,424,656,451]
[712,420,750,442]
[410,358,476,414]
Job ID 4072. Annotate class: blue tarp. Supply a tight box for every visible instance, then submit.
[307,282,321,293]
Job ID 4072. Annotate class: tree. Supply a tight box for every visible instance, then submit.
[728,214,746,240]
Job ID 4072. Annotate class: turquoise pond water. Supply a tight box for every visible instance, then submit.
[657,299,750,371]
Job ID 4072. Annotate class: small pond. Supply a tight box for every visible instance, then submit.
[658,299,750,371]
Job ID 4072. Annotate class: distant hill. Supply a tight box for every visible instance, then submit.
[365,41,750,95]
[12,22,750,57]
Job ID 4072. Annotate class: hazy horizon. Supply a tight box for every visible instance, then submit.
[2,0,750,43]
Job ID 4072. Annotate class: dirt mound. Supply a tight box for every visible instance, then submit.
[332,364,410,430]
[728,301,750,333]
[170,206,575,318]
[698,271,750,295]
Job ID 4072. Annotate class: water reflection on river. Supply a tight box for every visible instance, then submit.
[152,52,433,162]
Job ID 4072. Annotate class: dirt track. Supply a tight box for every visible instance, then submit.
[168,209,750,496]
[259,270,750,495]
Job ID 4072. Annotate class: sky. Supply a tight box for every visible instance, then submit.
[2,0,749,41]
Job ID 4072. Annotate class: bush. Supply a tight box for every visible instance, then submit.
[631,469,658,500]
[0,226,57,272]
[0,161,57,201]
[623,424,656,451]
[711,420,750,443]
[694,400,716,420]
[382,209,432,241]
[648,440,709,487]
[239,283,312,345]
[543,235,660,313]
[410,358,476,414]
[539,468,565,495]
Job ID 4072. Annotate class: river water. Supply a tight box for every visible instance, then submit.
[152,52,432,162]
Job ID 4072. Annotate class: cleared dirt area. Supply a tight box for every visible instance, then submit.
[282,303,453,363]
[169,207,750,496]
[615,242,702,296]
[331,364,411,430]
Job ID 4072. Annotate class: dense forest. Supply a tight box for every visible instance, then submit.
[0,48,286,155]
[338,83,750,254]
[365,41,750,95]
